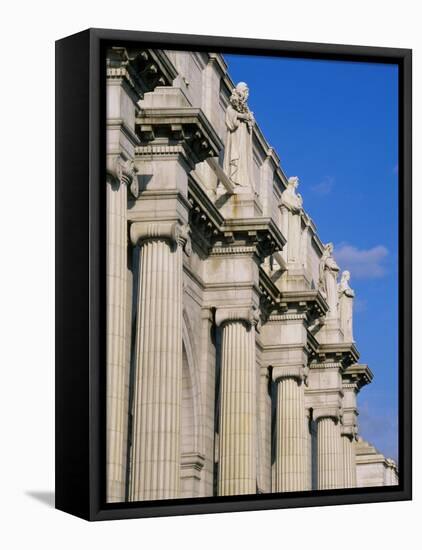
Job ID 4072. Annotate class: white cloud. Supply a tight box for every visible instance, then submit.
[358,400,398,461]
[310,176,334,196]
[334,243,389,279]
[354,298,367,313]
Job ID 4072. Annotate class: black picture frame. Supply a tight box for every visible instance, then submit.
[55,28,412,521]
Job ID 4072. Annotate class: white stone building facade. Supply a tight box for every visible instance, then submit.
[105,47,398,503]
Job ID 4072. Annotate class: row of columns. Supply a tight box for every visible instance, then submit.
[107,213,357,500]
[126,223,261,500]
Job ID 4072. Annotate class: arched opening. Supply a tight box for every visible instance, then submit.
[180,316,205,497]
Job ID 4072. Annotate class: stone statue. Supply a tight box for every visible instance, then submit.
[280,176,303,263]
[338,270,355,341]
[223,82,255,191]
[319,243,340,317]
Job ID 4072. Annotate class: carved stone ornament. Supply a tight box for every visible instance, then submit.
[179,224,192,256]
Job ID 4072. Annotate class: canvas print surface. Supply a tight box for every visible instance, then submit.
[105,47,399,503]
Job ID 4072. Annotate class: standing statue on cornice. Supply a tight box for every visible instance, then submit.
[280,176,303,264]
[319,243,340,318]
[338,270,355,341]
[223,82,255,192]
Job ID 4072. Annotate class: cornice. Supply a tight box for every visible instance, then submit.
[221,217,286,259]
[315,341,359,368]
[207,52,228,74]
[279,290,329,318]
[188,176,224,230]
[106,118,140,147]
[259,267,281,313]
[106,47,177,100]
[342,363,374,389]
[135,107,223,167]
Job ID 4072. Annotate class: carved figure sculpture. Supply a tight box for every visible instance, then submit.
[319,243,340,317]
[338,270,355,341]
[280,176,303,263]
[223,82,255,191]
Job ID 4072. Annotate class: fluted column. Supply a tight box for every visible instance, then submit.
[258,368,271,493]
[273,366,307,492]
[129,221,185,501]
[106,159,134,502]
[315,408,344,490]
[216,307,257,496]
[342,433,357,488]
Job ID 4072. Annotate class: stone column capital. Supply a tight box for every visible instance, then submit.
[272,365,306,384]
[215,305,260,329]
[130,221,191,250]
[260,366,270,380]
[107,155,138,190]
[313,406,342,423]
[341,425,358,440]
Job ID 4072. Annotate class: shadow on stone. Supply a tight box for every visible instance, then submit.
[26,491,55,508]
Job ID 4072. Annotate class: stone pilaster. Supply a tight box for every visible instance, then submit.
[128,221,186,501]
[106,47,177,504]
[314,407,344,490]
[216,307,257,496]
[342,432,357,488]
[340,363,373,489]
[258,367,272,493]
[106,158,136,502]
[273,366,308,492]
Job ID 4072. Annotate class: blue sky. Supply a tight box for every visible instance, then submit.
[224,54,399,461]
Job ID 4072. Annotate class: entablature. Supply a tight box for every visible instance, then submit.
[107,47,177,100]
[342,363,374,390]
[135,107,223,167]
[314,341,360,369]
[278,289,329,318]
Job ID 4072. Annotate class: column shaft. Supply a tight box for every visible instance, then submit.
[275,377,307,492]
[218,322,256,495]
[317,417,343,490]
[258,369,271,493]
[106,179,129,502]
[342,436,357,488]
[129,235,183,501]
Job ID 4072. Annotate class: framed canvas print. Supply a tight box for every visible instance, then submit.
[55,28,412,521]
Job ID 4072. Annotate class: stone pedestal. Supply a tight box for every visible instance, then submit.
[273,366,307,492]
[315,409,344,490]
[216,308,257,496]
[129,221,184,501]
